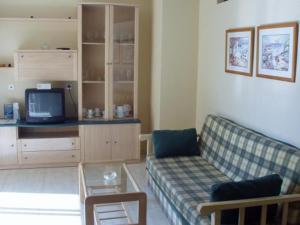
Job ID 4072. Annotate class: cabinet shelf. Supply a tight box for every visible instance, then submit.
[114,43,135,46]
[83,81,105,84]
[114,81,134,84]
[83,42,105,46]
[0,67,14,72]
[0,17,77,23]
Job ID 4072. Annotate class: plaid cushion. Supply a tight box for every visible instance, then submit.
[147,155,230,225]
[148,172,210,225]
[199,115,300,224]
[199,115,300,194]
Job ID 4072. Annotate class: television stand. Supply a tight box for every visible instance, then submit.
[18,125,80,166]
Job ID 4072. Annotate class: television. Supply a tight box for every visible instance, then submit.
[25,88,65,124]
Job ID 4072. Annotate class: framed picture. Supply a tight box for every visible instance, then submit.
[225,27,255,76]
[257,22,298,82]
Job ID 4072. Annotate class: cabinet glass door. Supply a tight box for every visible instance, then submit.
[111,5,137,120]
[81,5,108,120]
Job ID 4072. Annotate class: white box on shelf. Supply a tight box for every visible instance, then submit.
[37,83,51,90]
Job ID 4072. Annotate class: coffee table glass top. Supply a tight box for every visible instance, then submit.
[81,163,138,197]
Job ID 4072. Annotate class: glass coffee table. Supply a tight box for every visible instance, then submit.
[79,162,147,225]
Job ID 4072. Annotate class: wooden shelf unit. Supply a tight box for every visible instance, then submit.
[0,2,141,169]
[78,3,139,121]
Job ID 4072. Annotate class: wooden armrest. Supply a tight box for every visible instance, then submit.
[139,134,153,156]
[197,194,300,217]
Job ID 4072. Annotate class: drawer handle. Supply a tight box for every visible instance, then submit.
[71,155,75,158]
[24,144,27,147]
[106,141,110,144]
[21,55,24,58]
[68,55,72,58]
[114,141,118,144]
[72,142,75,145]
[24,156,28,160]
[10,144,14,147]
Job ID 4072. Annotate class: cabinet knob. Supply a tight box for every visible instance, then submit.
[24,156,28,160]
[10,144,14,147]
[114,141,118,144]
[21,55,24,58]
[106,141,109,144]
[71,155,75,158]
[24,144,27,147]
[72,142,75,145]
[68,55,72,58]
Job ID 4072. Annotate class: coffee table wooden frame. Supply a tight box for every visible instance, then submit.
[79,162,147,225]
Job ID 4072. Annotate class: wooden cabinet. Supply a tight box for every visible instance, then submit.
[21,150,80,165]
[78,3,139,120]
[82,125,111,162]
[0,127,18,165]
[19,137,80,165]
[14,50,78,81]
[20,137,80,152]
[111,124,140,161]
[81,124,140,162]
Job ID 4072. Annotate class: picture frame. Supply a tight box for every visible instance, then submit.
[256,22,298,82]
[225,27,255,76]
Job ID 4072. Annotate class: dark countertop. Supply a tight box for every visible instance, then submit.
[0,118,141,128]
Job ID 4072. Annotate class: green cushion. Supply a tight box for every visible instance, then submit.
[152,128,199,159]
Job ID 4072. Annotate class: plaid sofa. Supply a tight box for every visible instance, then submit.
[146,114,300,225]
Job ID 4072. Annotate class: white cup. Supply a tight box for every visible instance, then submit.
[123,104,131,117]
[116,106,124,118]
[94,108,101,117]
[87,109,94,119]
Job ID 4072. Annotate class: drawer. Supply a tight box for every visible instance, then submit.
[21,137,80,152]
[21,150,80,164]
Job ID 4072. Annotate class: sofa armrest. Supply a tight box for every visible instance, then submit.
[139,134,153,156]
[197,194,300,225]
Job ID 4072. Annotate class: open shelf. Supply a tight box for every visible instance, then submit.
[18,126,79,139]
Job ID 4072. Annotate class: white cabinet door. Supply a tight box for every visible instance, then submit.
[111,124,140,161]
[0,127,18,165]
[83,125,112,162]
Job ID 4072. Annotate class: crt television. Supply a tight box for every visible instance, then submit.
[25,88,65,124]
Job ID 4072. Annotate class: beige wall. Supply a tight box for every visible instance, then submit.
[196,0,300,147]
[0,0,78,117]
[151,0,199,130]
[0,0,151,133]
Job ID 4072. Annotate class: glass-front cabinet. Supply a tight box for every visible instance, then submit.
[79,3,138,121]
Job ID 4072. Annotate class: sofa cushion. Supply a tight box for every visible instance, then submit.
[199,115,300,195]
[211,174,283,225]
[152,128,199,159]
[146,155,231,225]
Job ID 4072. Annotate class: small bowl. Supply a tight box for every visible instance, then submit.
[103,171,117,181]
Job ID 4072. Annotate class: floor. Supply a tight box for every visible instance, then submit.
[0,163,170,225]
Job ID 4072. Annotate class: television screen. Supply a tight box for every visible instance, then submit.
[25,89,65,124]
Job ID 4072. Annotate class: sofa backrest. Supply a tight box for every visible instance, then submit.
[199,114,300,195]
